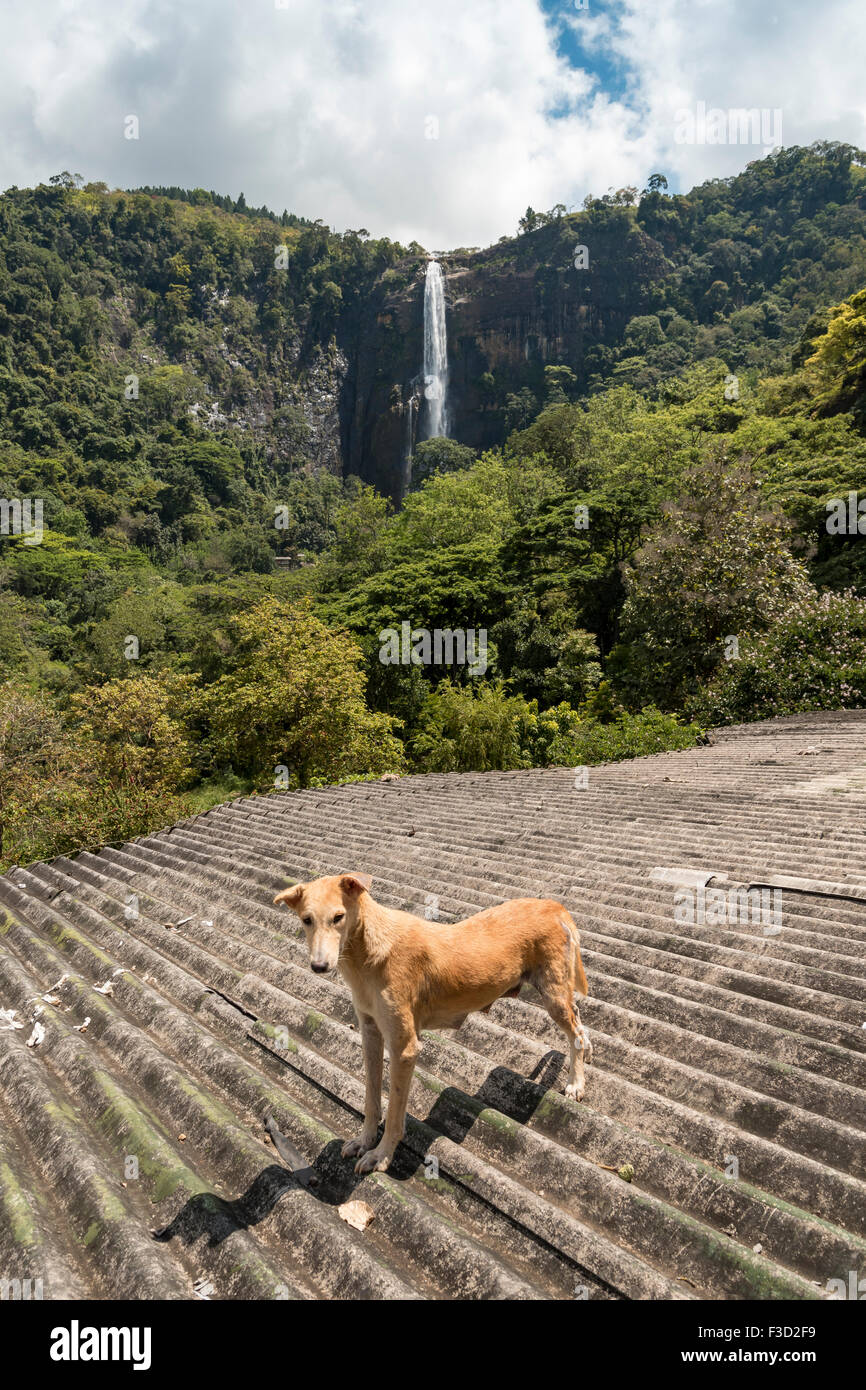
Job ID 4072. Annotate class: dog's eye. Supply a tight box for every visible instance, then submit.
[333,912,345,924]
[302,916,313,927]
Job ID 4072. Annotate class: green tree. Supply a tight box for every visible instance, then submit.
[0,683,64,861]
[615,451,813,706]
[692,591,866,724]
[409,438,476,489]
[71,671,199,792]
[205,598,404,785]
[327,481,392,575]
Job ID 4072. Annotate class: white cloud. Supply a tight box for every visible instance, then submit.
[612,0,866,190]
[0,0,863,247]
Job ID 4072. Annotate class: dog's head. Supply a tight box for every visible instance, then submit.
[273,873,373,974]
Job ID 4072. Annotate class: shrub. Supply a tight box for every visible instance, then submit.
[546,705,705,764]
[70,671,199,790]
[410,680,527,772]
[0,673,197,869]
[691,590,866,724]
[205,597,404,786]
[410,678,703,773]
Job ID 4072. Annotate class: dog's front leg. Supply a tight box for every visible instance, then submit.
[354,1031,418,1175]
[342,1015,384,1161]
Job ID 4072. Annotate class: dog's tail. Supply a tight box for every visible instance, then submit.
[561,911,589,999]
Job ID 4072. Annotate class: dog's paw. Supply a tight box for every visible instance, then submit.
[565,1081,585,1102]
[341,1134,377,1160]
[353,1145,393,1175]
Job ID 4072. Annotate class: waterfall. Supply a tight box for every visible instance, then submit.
[401,394,416,497]
[422,260,448,438]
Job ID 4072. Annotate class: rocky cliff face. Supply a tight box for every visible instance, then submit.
[337,215,669,502]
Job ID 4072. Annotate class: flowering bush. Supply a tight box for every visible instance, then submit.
[617,452,813,708]
[691,590,866,724]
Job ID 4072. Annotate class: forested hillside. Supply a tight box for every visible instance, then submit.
[2,144,866,868]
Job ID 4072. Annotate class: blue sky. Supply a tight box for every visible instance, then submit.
[0,0,863,247]
[541,0,632,107]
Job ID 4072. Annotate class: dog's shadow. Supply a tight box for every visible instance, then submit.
[152,1145,369,1249]
[152,1163,304,1247]
[152,1055,566,1246]
[400,1055,565,1167]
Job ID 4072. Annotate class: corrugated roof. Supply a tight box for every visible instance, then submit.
[1,709,865,1300]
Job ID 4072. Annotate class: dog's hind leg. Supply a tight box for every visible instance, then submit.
[535,961,588,1100]
[574,1004,592,1067]
[342,1014,384,1160]
[545,991,587,1100]
[559,911,592,1090]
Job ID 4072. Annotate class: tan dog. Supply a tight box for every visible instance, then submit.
[274,875,591,1174]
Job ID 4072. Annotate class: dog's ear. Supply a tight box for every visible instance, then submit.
[274,883,303,910]
[340,873,373,896]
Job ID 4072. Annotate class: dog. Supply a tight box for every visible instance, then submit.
[274,874,592,1175]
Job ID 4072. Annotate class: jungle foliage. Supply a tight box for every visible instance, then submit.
[3,146,866,865]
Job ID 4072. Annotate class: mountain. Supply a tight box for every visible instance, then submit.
[1,142,865,517]
[3,145,866,868]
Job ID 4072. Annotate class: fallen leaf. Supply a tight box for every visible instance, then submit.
[26,1021,46,1048]
[338,1200,375,1232]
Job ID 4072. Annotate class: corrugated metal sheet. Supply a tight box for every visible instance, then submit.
[1,709,865,1300]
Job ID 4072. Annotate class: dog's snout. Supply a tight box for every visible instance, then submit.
[311,960,330,974]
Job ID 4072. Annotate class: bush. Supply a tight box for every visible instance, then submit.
[546,705,705,764]
[70,671,199,790]
[409,678,703,773]
[0,674,197,869]
[205,596,405,786]
[691,590,866,724]
[410,680,527,772]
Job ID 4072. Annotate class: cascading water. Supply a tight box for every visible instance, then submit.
[401,393,416,496]
[422,260,448,438]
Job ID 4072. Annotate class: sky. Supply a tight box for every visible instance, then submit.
[1,0,864,249]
